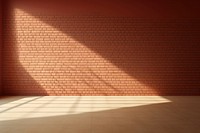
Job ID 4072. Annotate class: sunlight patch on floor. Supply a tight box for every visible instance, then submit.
[0,96,171,121]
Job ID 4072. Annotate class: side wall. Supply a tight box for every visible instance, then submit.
[0,0,2,95]
[2,0,200,95]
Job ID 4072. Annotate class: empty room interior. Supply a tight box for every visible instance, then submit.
[0,0,200,133]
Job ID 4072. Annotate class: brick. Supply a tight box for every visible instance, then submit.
[2,1,200,96]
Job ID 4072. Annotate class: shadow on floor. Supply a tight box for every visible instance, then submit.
[0,96,25,106]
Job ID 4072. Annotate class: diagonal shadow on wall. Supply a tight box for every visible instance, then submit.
[2,0,200,95]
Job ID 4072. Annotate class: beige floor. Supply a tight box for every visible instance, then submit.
[0,96,199,133]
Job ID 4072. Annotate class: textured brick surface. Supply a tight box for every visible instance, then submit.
[2,0,200,95]
[0,0,2,95]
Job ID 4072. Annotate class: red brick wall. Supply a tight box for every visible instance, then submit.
[0,0,2,95]
[2,0,200,95]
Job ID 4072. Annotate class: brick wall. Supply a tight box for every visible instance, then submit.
[2,0,200,95]
[0,0,2,95]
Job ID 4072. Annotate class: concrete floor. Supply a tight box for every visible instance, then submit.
[0,96,199,133]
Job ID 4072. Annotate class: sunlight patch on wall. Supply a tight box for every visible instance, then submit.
[14,8,158,95]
